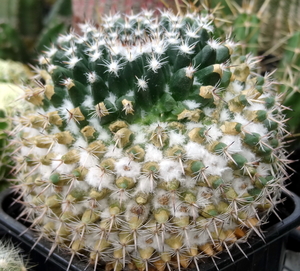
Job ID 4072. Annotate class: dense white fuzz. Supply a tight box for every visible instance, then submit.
[89,118,103,134]
[136,76,148,91]
[240,148,257,162]
[103,59,125,76]
[206,124,223,141]
[130,126,147,144]
[52,142,68,156]
[64,55,82,69]
[96,127,111,142]
[183,100,201,110]
[185,142,209,160]
[205,154,228,176]
[51,155,77,174]
[146,55,167,72]
[104,145,123,159]
[106,93,117,108]
[144,144,163,162]
[220,135,242,153]
[136,176,157,193]
[79,148,99,168]
[232,177,254,195]
[86,71,98,84]
[159,159,182,181]
[115,157,141,179]
[38,165,52,179]
[178,40,195,54]
[85,166,114,189]
[82,95,94,108]
[72,137,88,149]
[220,108,231,122]
[168,130,186,146]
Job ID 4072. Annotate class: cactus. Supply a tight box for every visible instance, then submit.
[199,0,300,146]
[10,9,290,271]
[0,59,32,191]
[0,239,29,271]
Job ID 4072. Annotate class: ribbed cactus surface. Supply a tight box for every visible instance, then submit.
[12,10,289,271]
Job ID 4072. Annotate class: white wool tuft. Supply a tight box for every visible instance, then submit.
[50,125,61,134]
[246,103,266,111]
[82,95,94,108]
[183,100,201,110]
[79,149,99,168]
[220,135,242,153]
[52,143,68,155]
[133,131,147,144]
[124,202,150,221]
[233,113,249,125]
[240,148,257,162]
[33,146,49,157]
[231,81,244,94]
[104,145,123,159]
[106,93,117,108]
[73,137,88,149]
[219,109,231,122]
[152,189,171,209]
[223,91,236,103]
[149,122,168,132]
[159,159,182,181]
[85,166,114,190]
[168,130,185,146]
[136,176,157,193]
[22,127,40,137]
[257,163,272,176]
[186,122,203,130]
[203,107,214,117]
[20,146,31,157]
[244,122,268,136]
[185,142,209,160]
[130,124,147,144]
[204,154,228,176]
[115,157,141,179]
[89,117,103,132]
[97,127,111,142]
[51,156,77,174]
[73,179,90,191]
[181,176,197,189]
[61,201,86,216]
[221,168,234,182]
[206,124,222,141]
[144,144,163,162]
[232,177,253,195]
[38,165,52,179]
[66,120,80,135]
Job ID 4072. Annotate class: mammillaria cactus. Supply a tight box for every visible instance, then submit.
[11,9,290,271]
[0,239,29,271]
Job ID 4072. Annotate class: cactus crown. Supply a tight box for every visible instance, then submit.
[12,9,289,271]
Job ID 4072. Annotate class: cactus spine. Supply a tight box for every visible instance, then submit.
[0,239,28,271]
[11,9,290,271]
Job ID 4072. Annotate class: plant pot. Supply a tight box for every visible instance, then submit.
[0,188,300,271]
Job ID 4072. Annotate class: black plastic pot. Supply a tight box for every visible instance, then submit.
[0,188,300,271]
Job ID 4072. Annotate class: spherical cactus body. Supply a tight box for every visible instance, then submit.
[11,9,289,271]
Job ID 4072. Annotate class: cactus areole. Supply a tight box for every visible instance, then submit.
[12,10,290,271]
